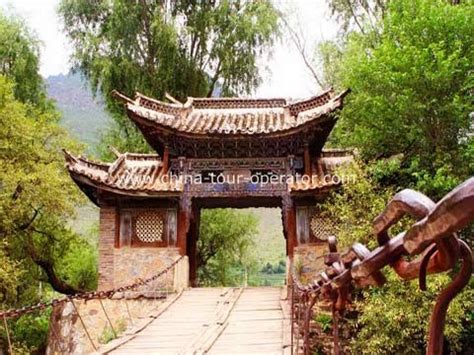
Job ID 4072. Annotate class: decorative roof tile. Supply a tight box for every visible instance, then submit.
[115,89,349,136]
[64,150,183,193]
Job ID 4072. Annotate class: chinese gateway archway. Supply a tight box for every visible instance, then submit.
[65,89,352,288]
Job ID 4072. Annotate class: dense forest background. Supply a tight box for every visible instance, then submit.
[0,0,473,353]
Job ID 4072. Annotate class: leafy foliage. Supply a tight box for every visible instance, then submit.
[0,72,100,350]
[353,273,474,354]
[0,10,100,352]
[0,11,50,109]
[327,0,388,34]
[322,0,474,198]
[321,161,394,250]
[0,72,96,291]
[197,209,259,286]
[58,0,280,157]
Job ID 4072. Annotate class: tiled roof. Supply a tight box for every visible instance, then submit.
[64,151,183,193]
[64,149,353,197]
[115,89,349,136]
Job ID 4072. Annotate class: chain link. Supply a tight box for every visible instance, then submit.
[0,256,184,320]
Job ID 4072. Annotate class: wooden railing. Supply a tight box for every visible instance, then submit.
[291,177,474,355]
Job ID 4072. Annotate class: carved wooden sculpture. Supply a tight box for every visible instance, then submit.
[291,177,474,355]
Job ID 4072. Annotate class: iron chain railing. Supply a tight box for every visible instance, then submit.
[0,255,184,353]
[290,177,474,355]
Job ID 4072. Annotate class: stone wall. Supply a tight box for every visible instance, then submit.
[293,243,328,283]
[98,206,185,291]
[47,298,159,354]
[113,247,181,288]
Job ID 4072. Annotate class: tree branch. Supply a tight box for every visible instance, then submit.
[207,60,222,97]
[18,208,40,230]
[26,241,82,295]
[281,16,324,88]
[345,0,366,35]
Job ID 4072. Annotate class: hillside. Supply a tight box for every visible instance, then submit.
[46,73,108,237]
[46,73,112,151]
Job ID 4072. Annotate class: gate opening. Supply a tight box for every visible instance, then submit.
[192,207,286,287]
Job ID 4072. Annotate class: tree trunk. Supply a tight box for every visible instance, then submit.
[28,246,82,295]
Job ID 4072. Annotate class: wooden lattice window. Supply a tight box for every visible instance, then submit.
[119,209,177,248]
[297,206,335,244]
[310,215,334,241]
[134,211,165,244]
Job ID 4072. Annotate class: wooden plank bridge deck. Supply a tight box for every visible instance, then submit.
[108,287,286,354]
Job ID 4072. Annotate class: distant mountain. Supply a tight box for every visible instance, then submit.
[46,73,112,151]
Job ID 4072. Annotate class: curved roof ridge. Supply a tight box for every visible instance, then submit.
[135,92,183,108]
[287,88,334,116]
[122,152,162,159]
[287,88,333,104]
[119,88,349,136]
[63,150,111,170]
[190,96,287,109]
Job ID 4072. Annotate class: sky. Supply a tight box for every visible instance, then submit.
[0,0,339,98]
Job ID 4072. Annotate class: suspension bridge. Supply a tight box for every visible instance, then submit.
[0,178,473,355]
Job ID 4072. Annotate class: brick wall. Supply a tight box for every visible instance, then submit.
[98,207,117,290]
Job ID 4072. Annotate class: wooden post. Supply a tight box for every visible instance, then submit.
[287,205,297,258]
[304,143,312,177]
[162,145,170,174]
[188,207,200,287]
[283,195,297,258]
[177,195,191,256]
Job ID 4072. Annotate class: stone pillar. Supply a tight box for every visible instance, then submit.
[98,207,117,290]
[173,256,190,291]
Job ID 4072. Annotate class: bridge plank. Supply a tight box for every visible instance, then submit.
[107,287,284,354]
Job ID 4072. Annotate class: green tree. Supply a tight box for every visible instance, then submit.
[0,11,100,352]
[0,73,99,351]
[321,0,473,197]
[197,209,258,286]
[58,0,279,157]
[0,72,98,294]
[0,11,51,110]
[320,160,395,250]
